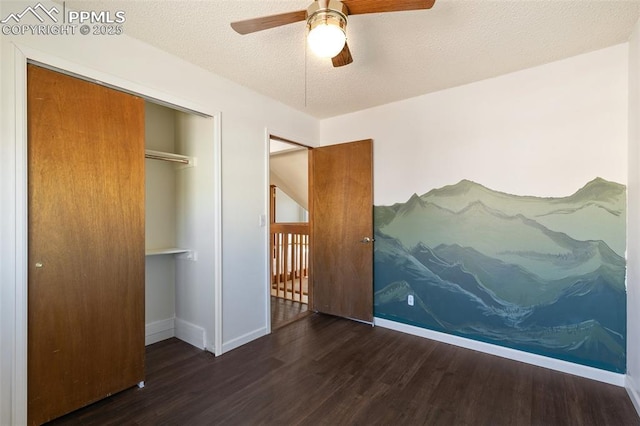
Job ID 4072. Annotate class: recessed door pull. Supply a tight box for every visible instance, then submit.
[35,262,44,268]
[360,237,375,243]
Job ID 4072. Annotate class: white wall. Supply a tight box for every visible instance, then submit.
[274,187,307,223]
[0,2,318,422]
[174,110,218,350]
[321,45,628,206]
[627,17,640,415]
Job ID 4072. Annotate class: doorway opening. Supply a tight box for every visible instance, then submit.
[269,136,312,330]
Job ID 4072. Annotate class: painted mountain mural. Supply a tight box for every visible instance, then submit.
[374,178,626,372]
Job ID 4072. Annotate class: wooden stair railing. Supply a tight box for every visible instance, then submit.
[271,222,309,303]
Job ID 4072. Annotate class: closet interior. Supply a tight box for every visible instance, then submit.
[144,101,216,351]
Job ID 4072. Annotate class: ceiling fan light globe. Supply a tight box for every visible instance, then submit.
[308,23,346,58]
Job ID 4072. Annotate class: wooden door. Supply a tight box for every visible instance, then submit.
[27,64,145,425]
[310,139,373,322]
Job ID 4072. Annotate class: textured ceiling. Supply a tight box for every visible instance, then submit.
[61,0,640,118]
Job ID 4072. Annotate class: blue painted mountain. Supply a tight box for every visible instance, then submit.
[375,233,514,330]
[520,269,626,333]
[374,178,626,373]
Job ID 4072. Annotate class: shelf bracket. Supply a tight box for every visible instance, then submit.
[176,250,197,262]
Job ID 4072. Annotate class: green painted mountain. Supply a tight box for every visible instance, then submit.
[373,178,627,373]
[379,197,624,285]
[377,178,626,256]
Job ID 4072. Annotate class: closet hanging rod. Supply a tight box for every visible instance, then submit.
[145,153,190,164]
[144,149,194,166]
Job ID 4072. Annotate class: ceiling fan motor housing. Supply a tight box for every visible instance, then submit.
[306,0,349,58]
[307,0,348,29]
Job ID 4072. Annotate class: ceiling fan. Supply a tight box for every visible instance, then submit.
[230,0,436,68]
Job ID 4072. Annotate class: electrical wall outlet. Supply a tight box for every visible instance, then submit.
[407,294,414,306]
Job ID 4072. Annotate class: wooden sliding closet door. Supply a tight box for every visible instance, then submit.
[27,64,145,425]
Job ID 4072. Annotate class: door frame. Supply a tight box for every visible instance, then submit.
[264,131,313,333]
[5,43,223,424]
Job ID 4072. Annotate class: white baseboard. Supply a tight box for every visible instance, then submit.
[627,375,640,417]
[221,326,268,354]
[145,317,175,346]
[175,318,206,350]
[374,317,626,387]
[145,317,206,350]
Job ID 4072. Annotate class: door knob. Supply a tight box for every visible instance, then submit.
[360,237,375,243]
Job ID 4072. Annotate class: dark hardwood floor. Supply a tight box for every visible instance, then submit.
[49,314,639,425]
[271,296,309,330]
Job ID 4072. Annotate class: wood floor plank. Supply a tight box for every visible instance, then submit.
[48,314,640,426]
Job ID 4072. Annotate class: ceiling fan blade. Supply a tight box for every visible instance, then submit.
[231,10,306,35]
[332,43,353,67]
[342,0,435,15]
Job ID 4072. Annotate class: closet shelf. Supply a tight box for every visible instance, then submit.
[146,247,189,256]
[145,149,195,167]
[146,248,197,261]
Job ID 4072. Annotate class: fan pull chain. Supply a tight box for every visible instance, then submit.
[304,39,308,108]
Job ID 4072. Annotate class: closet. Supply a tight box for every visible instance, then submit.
[27,64,217,425]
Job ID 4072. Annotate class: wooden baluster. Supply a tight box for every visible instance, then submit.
[297,233,302,301]
[283,232,288,299]
[283,233,287,299]
[276,232,282,298]
[271,233,276,285]
[283,232,287,299]
[292,233,297,300]
[298,233,303,301]
[303,234,308,300]
[288,232,292,286]
[292,233,298,301]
